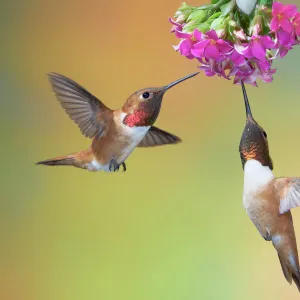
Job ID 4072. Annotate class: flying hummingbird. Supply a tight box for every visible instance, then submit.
[36,72,198,172]
[239,82,300,291]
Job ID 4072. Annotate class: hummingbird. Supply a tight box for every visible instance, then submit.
[239,82,300,291]
[36,72,198,172]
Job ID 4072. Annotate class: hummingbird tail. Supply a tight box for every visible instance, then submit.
[274,237,300,291]
[36,155,76,166]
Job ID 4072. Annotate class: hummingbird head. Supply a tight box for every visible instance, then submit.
[122,72,199,127]
[239,82,273,170]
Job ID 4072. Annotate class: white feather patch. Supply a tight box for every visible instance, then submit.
[243,159,274,195]
[87,159,110,172]
[117,112,150,163]
[279,180,300,214]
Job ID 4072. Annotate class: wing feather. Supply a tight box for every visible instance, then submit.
[48,72,111,138]
[275,177,300,214]
[138,126,181,147]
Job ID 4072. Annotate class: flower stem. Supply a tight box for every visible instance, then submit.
[212,0,230,10]
[206,0,235,19]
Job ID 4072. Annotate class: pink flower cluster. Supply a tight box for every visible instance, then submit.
[171,2,300,85]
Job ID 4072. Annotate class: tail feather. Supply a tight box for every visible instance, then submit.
[293,272,300,291]
[36,155,75,166]
[275,238,300,292]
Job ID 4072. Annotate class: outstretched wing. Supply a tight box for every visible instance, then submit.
[138,126,181,147]
[48,72,111,138]
[275,177,300,214]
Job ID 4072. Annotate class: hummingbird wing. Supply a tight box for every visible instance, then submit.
[275,177,300,214]
[137,126,181,147]
[48,73,112,138]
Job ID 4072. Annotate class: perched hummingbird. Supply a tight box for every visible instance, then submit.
[239,82,300,291]
[37,72,198,172]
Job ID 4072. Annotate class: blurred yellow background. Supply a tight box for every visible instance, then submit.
[2,0,300,299]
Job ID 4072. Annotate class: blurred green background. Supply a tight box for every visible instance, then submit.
[2,0,300,299]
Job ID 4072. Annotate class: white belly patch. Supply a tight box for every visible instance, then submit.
[117,112,150,162]
[87,159,110,172]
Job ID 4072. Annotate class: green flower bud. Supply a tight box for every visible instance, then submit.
[174,2,197,24]
[211,16,226,30]
[187,9,207,23]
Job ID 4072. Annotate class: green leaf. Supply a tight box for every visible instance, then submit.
[211,0,219,4]
[187,9,206,22]
[207,11,222,22]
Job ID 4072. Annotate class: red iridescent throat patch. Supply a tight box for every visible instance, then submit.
[123,110,150,127]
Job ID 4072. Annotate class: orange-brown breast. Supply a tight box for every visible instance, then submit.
[91,109,143,164]
[252,180,295,240]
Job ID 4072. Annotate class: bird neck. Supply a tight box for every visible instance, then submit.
[122,100,162,127]
[123,109,152,127]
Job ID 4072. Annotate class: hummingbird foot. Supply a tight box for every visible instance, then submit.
[121,162,127,172]
[109,160,127,172]
[109,159,120,172]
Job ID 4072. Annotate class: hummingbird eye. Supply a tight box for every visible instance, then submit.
[263,131,267,138]
[142,92,150,99]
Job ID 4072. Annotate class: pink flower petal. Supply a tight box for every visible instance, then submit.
[228,66,239,76]
[169,18,179,26]
[217,40,232,53]
[194,40,210,49]
[191,40,210,57]
[175,30,191,39]
[242,45,253,59]
[257,60,271,71]
[206,30,218,41]
[205,44,220,60]
[280,19,293,33]
[231,51,246,66]
[204,70,216,76]
[270,18,280,31]
[193,29,202,41]
[234,43,248,55]
[282,4,297,19]
[199,65,209,70]
[244,72,259,84]
[294,13,300,23]
[260,70,275,83]
[277,29,294,46]
[279,45,291,57]
[179,39,193,57]
[234,29,247,40]
[186,54,195,59]
[272,2,284,16]
[252,40,266,61]
[260,36,276,49]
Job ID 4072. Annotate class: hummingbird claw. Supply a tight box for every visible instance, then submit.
[109,159,126,172]
[109,159,120,172]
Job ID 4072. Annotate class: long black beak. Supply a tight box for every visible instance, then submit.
[241,81,252,118]
[164,72,199,91]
